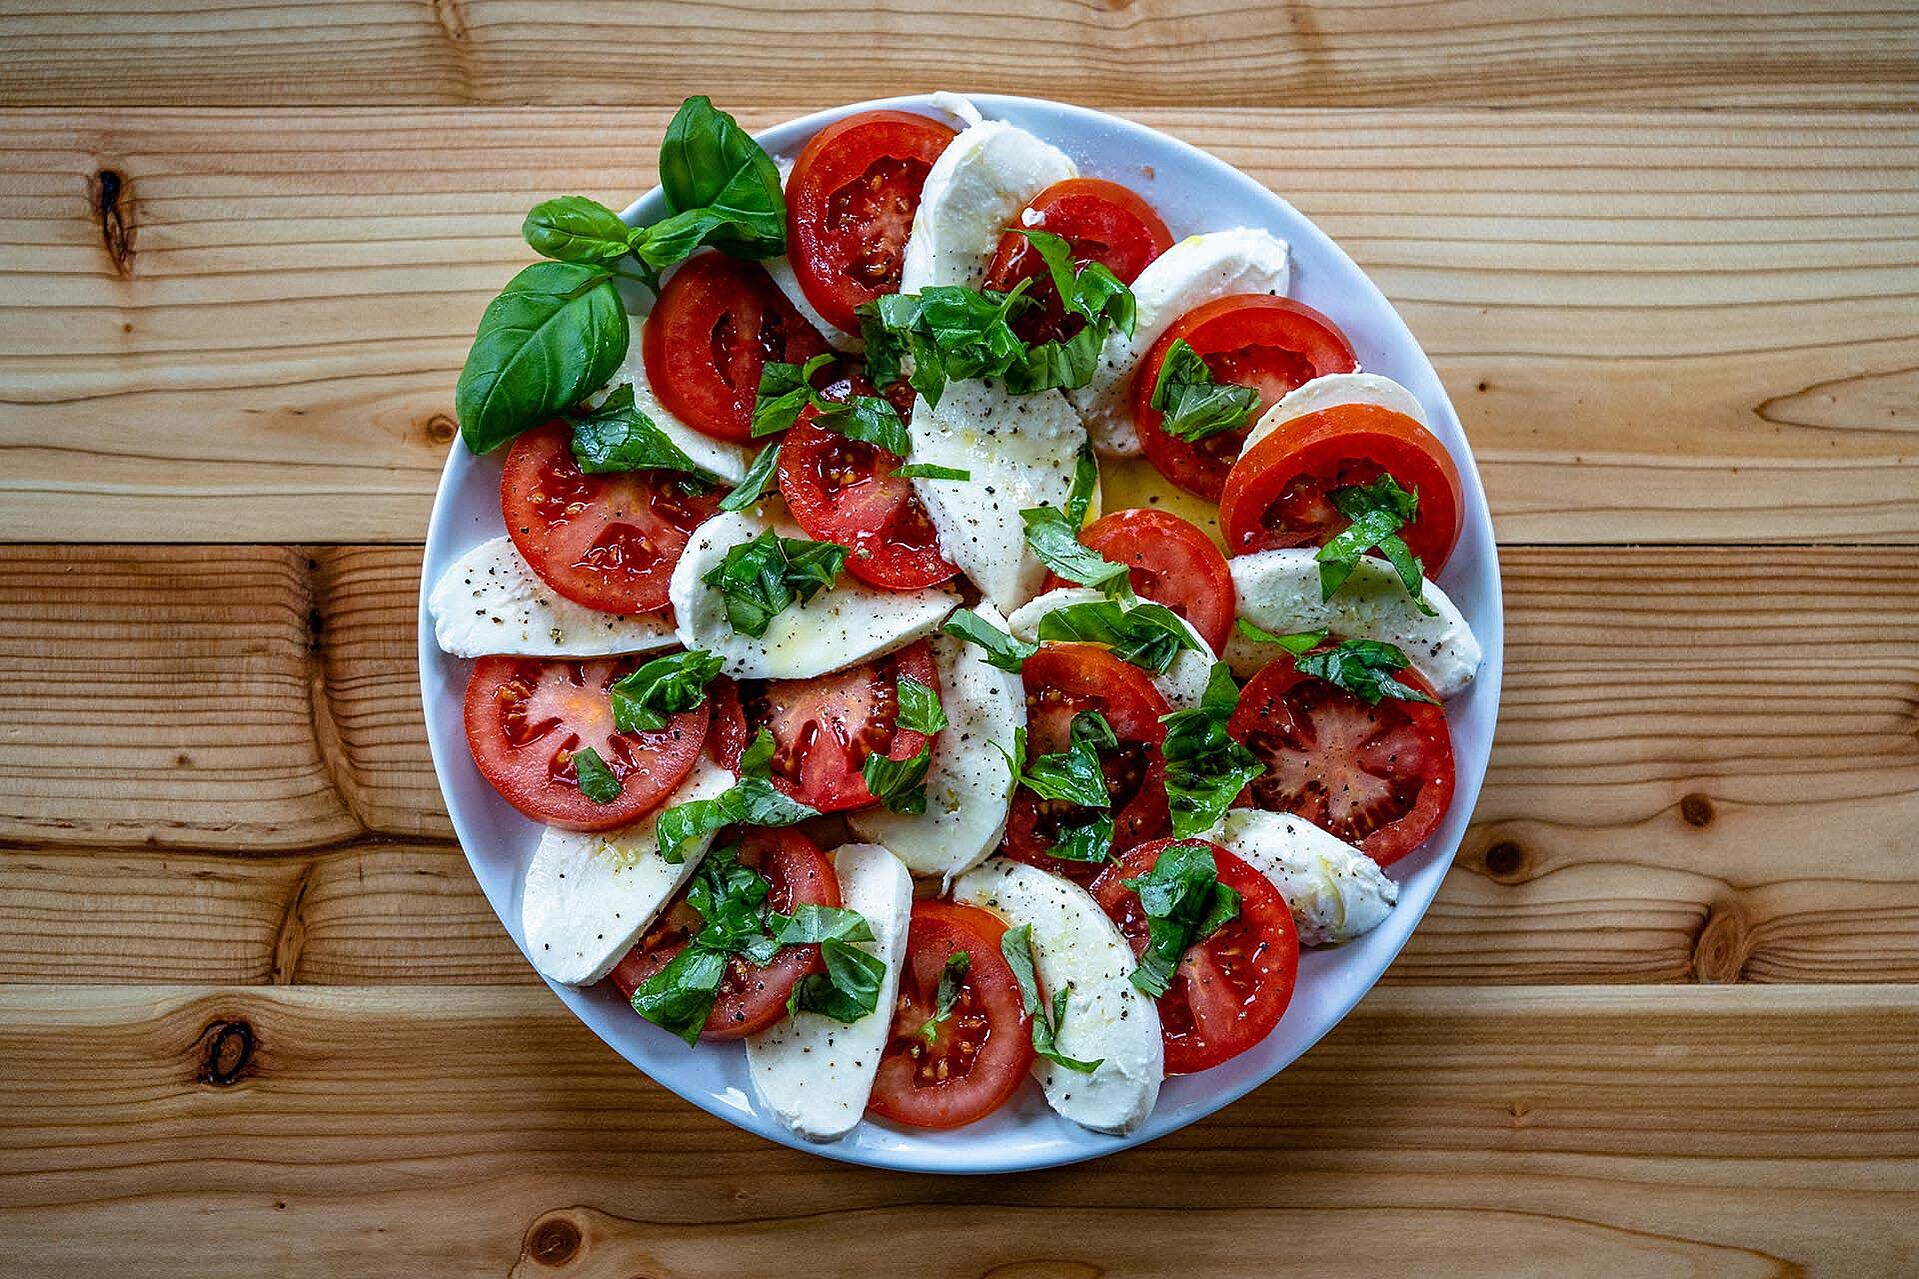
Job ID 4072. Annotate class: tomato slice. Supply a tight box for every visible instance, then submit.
[608,827,842,1039]
[462,654,708,831]
[786,110,958,332]
[1091,838,1298,1075]
[983,177,1173,345]
[867,901,1037,1129]
[1047,508,1235,654]
[712,641,940,813]
[776,408,957,591]
[641,252,830,444]
[1227,657,1455,866]
[1219,401,1464,569]
[1002,643,1171,885]
[1132,296,1357,501]
[500,421,723,614]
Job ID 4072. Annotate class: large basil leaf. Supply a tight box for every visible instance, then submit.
[455,261,629,454]
[656,96,785,259]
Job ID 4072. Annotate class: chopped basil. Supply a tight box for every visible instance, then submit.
[568,386,722,484]
[1157,662,1266,839]
[895,675,947,735]
[861,747,932,816]
[1122,840,1240,998]
[1317,474,1434,615]
[609,649,724,733]
[1069,708,1117,751]
[1020,443,1129,594]
[1002,719,1112,809]
[1234,619,1327,654]
[571,746,622,804]
[455,261,629,455]
[916,951,972,1044]
[717,440,781,512]
[629,945,729,1044]
[1149,338,1260,443]
[751,353,834,438]
[787,935,888,1023]
[1295,638,1439,705]
[753,352,911,457]
[1008,228,1137,336]
[893,463,970,481]
[655,728,819,862]
[1048,811,1116,864]
[1036,599,1198,675]
[941,608,1038,673]
[699,529,847,639]
[1000,924,1102,1073]
[856,300,903,387]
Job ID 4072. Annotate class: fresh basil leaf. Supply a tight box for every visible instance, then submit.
[862,747,932,816]
[610,649,724,733]
[1007,229,1136,335]
[568,385,722,483]
[1157,662,1265,839]
[917,951,971,1043]
[1318,475,1434,615]
[1121,839,1240,998]
[1022,507,1130,593]
[739,726,779,778]
[1016,733,1111,809]
[455,261,629,454]
[718,441,781,512]
[895,675,947,735]
[522,196,637,265]
[856,301,905,388]
[699,530,847,639]
[1000,924,1102,1073]
[942,608,1037,673]
[772,904,876,946]
[654,736,820,862]
[1048,812,1115,864]
[810,393,912,459]
[571,746,622,804]
[630,944,728,1045]
[1069,708,1117,752]
[788,938,887,1023]
[1295,638,1439,706]
[1234,620,1327,654]
[655,95,785,260]
[751,353,834,438]
[893,462,970,481]
[1036,599,1198,676]
[1149,338,1260,443]
[1064,438,1100,526]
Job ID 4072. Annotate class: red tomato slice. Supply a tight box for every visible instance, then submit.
[641,252,830,444]
[868,901,1037,1129]
[462,654,708,831]
[608,827,842,1039]
[1047,507,1236,654]
[983,177,1173,344]
[1227,657,1454,866]
[1091,838,1298,1075]
[786,110,958,332]
[501,421,723,614]
[712,641,940,814]
[1002,643,1171,886]
[1218,401,1463,569]
[777,408,957,591]
[1132,296,1357,501]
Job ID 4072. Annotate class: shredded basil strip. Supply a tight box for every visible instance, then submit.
[1122,840,1241,998]
[1316,474,1435,615]
[893,463,970,481]
[1157,662,1266,839]
[567,386,722,485]
[570,746,622,804]
[861,747,932,816]
[1234,620,1327,654]
[609,649,724,733]
[718,441,781,511]
[942,608,1038,673]
[1295,638,1439,706]
[1149,338,1260,444]
[916,951,972,1044]
[1000,924,1103,1073]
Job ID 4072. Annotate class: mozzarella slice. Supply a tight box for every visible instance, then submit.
[591,301,753,485]
[908,379,1088,613]
[1225,548,1481,697]
[952,858,1163,1135]
[1005,586,1216,710]
[1205,808,1397,946]
[428,536,679,659]
[898,119,1076,294]
[848,602,1025,883]
[766,160,863,352]
[519,758,735,985]
[668,509,956,680]
[1071,228,1293,458]
[746,842,913,1141]
[1240,372,1428,457]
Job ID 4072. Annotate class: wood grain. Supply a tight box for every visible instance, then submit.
[2,0,1915,109]
[0,984,1912,1276]
[3,108,1915,543]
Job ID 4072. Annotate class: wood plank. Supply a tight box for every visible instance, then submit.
[2,108,1915,542]
[0,544,1913,986]
[2,1,1913,109]
[0,985,1911,1276]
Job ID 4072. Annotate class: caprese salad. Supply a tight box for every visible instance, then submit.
[431,94,1484,1142]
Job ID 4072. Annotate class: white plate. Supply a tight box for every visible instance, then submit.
[418,93,1505,1173]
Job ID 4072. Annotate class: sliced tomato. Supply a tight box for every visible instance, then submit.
[641,252,830,444]
[1047,508,1235,654]
[1132,296,1357,501]
[501,421,723,614]
[1227,657,1454,866]
[462,654,707,831]
[608,827,841,1039]
[1091,838,1298,1075]
[1219,401,1463,568]
[786,110,957,332]
[983,177,1173,344]
[1002,643,1171,886]
[777,407,957,591]
[868,901,1036,1129]
[712,641,940,813]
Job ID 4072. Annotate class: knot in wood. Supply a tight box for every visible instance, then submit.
[198,1018,256,1085]
[524,1214,581,1267]
[1679,792,1715,827]
[1480,839,1527,881]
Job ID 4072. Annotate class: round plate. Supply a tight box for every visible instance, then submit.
[418,93,1504,1173]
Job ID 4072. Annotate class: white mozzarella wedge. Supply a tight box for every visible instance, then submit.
[429,536,679,659]
[1071,228,1293,458]
[1005,586,1217,710]
[1225,549,1481,696]
[898,119,1076,294]
[594,304,753,484]
[952,858,1163,1135]
[848,602,1025,883]
[908,379,1088,613]
[519,758,736,985]
[1205,808,1397,946]
[766,160,863,352]
[668,509,956,680]
[1240,372,1428,457]
[746,842,914,1141]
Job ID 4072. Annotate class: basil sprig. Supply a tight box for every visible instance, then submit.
[1122,840,1241,998]
[1157,663,1265,839]
[570,745,622,805]
[1001,924,1102,1073]
[456,261,630,455]
[1020,443,1128,594]
[1316,474,1435,615]
[753,353,911,457]
[700,529,848,639]
[654,728,819,862]
[916,951,972,1044]
[1296,639,1438,705]
[610,650,724,733]
[1148,338,1261,443]
[941,608,1038,673]
[568,385,722,485]
[1036,599,1198,675]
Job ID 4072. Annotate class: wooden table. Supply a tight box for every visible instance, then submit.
[2,3,1916,1274]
